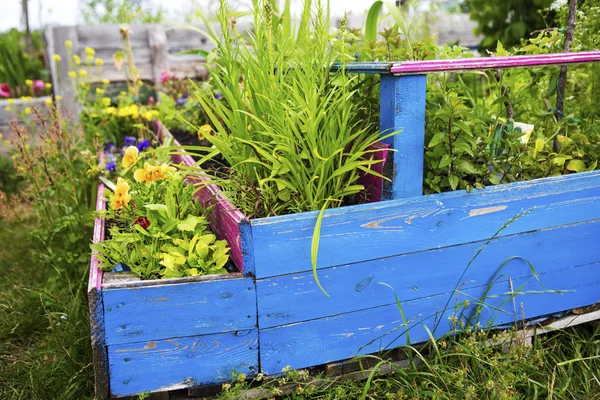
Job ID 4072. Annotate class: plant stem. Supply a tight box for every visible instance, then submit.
[554,0,577,151]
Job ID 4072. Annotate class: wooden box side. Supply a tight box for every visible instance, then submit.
[108,329,259,397]
[250,170,600,279]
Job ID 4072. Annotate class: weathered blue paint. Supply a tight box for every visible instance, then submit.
[103,276,256,346]
[250,170,600,279]
[379,74,427,199]
[240,219,256,277]
[330,62,392,74]
[256,219,600,329]
[109,329,259,397]
[259,262,600,374]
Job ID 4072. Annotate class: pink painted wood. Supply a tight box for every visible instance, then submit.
[154,121,249,272]
[390,50,600,75]
[89,153,106,293]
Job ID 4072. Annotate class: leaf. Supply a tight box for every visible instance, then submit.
[113,51,124,70]
[145,204,168,213]
[455,159,478,174]
[428,132,446,148]
[566,159,586,173]
[448,174,460,191]
[177,215,201,232]
[311,200,331,297]
[438,154,451,169]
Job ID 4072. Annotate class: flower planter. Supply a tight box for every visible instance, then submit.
[89,51,600,398]
[89,144,258,398]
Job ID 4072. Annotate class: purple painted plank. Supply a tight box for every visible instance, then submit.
[89,153,106,293]
[356,142,389,203]
[390,50,600,75]
[154,122,249,273]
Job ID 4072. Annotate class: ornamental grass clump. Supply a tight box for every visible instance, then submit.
[191,0,392,218]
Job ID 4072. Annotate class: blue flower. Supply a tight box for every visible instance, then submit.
[176,93,188,106]
[105,143,116,153]
[214,93,223,100]
[106,161,117,172]
[137,138,151,152]
[124,136,136,147]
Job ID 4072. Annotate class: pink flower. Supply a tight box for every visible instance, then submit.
[33,80,46,96]
[0,83,9,98]
[159,71,173,84]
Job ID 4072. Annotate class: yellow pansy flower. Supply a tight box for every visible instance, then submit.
[122,146,139,168]
[141,110,159,121]
[156,163,176,180]
[197,124,212,140]
[111,178,131,210]
[134,162,154,183]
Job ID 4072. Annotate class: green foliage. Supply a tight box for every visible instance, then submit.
[80,0,166,24]
[465,0,556,51]
[0,29,48,93]
[190,0,392,218]
[92,174,230,279]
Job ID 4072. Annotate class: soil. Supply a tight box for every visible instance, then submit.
[169,128,229,176]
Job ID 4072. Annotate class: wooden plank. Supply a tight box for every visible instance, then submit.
[259,262,600,374]
[379,74,426,199]
[76,24,150,50]
[249,170,600,279]
[49,26,82,119]
[103,276,256,346]
[256,219,600,329]
[102,271,247,289]
[108,329,259,397]
[149,26,169,88]
[390,50,600,75]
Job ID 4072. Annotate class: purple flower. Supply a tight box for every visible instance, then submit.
[214,93,223,100]
[124,136,136,147]
[105,143,116,153]
[137,138,151,152]
[106,161,117,172]
[176,94,188,106]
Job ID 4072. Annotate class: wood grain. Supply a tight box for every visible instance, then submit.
[256,219,600,329]
[250,170,600,278]
[259,262,600,374]
[103,276,257,346]
[108,330,259,397]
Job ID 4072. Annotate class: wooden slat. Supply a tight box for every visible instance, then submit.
[256,219,600,329]
[259,263,600,374]
[249,171,600,279]
[103,276,257,346]
[390,50,600,75]
[108,329,259,397]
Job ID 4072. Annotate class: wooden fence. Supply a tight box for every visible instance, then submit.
[45,24,215,118]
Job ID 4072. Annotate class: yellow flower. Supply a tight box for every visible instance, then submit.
[197,124,212,140]
[56,95,63,101]
[118,104,140,118]
[0,134,3,140]
[156,163,176,180]
[91,113,98,118]
[85,47,95,56]
[87,55,94,62]
[95,58,104,66]
[78,69,87,77]
[68,71,76,79]
[105,107,116,115]
[65,40,72,49]
[25,108,32,115]
[25,79,33,86]
[21,96,32,101]
[44,98,53,106]
[102,79,110,85]
[73,55,81,65]
[111,178,131,210]
[141,110,158,121]
[4,106,10,112]
[7,99,14,105]
[102,97,111,107]
[45,83,52,89]
[134,162,154,183]
[136,80,143,87]
[53,54,61,62]
[96,88,104,95]
[122,146,139,168]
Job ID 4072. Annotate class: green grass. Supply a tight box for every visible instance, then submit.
[0,216,94,400]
